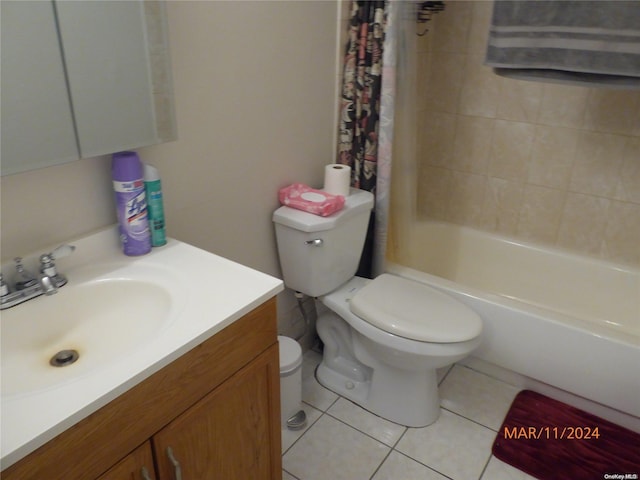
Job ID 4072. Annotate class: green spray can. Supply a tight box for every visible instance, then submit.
[144,164,167,247]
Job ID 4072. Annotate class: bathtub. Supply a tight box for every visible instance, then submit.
[387,221,640,425]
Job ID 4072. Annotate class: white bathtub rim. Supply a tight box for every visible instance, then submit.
[416,221,640,275]
[408,221,639,332]
[386,262,639,349]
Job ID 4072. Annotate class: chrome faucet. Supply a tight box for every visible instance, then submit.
[38,272,58,296]
[0,244,75,310]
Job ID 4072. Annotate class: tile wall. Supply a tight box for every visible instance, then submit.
[416,1,640,266]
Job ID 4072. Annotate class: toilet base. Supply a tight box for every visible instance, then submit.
[314,291,482,428]
[316,356,441,427]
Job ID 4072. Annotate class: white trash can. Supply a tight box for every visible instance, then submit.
[278,335,306,429]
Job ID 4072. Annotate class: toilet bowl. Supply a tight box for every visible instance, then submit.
[272,188,482,427]
[316,275,481,427]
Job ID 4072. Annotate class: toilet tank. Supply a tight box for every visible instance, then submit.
[273,188,374,297]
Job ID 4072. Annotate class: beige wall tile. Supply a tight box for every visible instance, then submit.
[497,77,543,123]
[424,52,466,114]
[417,13,435,54]
[467,1,493,54]
[569,131,626,198]
[451,115,494,174]
[538,84,589,128]
[447,171,487,227]
[413,0,640,267]
[557,193,610,256]
[416,52,431,113]
[615,137,640,204]
[584,90,640,135]
[481,177,523,234]
[430,0,472,54]
[417,166,452,220]
[419,111,457,168]
[603,201,640,265]
[516,185,565,244]
[527,126,579,189]
[458,54,500,118]
[488,120,535,182]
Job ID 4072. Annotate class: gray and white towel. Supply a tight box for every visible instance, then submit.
[485,1,640,89]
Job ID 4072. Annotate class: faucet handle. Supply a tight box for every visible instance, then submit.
[39,244,75,285]
[14,257,37,290]
[39,254,56,276]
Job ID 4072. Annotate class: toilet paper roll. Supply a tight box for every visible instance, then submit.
[323,164,351,197]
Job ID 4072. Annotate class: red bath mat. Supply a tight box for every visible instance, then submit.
[492,390,640,480]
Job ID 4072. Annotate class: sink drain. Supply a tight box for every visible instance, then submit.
[50,349,79,367]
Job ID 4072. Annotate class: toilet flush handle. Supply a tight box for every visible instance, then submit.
[305,239,323,247]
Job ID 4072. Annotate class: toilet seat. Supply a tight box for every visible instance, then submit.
[350,274,481,343]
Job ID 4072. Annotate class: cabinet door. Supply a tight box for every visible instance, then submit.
[0,0,79,175]
[96,441,157,480]
[152,345,282,480]
[55,0,158,158]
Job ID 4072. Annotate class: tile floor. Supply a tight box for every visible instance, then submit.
[282,350,538,480]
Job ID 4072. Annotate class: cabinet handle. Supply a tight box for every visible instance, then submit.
[166,447,183,480]
[141,466,153,480]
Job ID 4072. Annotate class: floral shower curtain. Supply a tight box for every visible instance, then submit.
[337,0,393,277]
[338,0,386,193]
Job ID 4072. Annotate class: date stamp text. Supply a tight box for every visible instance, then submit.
[503,425,600,440]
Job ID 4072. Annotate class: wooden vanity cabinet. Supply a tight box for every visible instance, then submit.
[96,442,156,480]
[2,298,282,480]
[153,346,279,479]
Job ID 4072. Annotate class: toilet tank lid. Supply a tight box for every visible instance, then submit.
[350,274,482,343]
[272,188,374,233]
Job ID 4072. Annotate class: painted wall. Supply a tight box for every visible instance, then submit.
[415,1,640,266]
[1,1,341,333]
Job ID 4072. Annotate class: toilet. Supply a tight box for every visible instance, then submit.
[272,188,482,427]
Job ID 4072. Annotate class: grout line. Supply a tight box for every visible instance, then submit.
[440,405,502,433]
[324,410,395,450]
[282,467,301,480]
[477,454,493,480]
[387,450,456,480]
[367,448,394,480]
[281,404,325,457]
[438,364,455,386]
[456,363,520,388]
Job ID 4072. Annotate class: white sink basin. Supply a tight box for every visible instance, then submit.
[1,226,283,470]
[1,268,175,397]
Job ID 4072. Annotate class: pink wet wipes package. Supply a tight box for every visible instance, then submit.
[278,183,345,217]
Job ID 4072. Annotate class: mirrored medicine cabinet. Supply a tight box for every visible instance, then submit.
[1,0,177,176]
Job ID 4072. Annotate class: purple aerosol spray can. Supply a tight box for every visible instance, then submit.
[112,151,152,256]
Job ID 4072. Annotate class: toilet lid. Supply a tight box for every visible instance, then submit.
[278,335,303,374]
[350,274,482,343]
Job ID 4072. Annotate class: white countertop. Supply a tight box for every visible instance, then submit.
[0,227,283,469]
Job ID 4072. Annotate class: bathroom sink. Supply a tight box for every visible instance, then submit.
[1,226,283,470]
[1,266,176,397]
